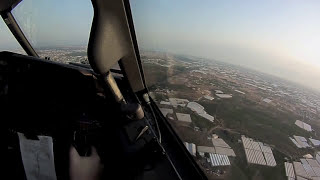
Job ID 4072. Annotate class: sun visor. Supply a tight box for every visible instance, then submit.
[87,0,145,92]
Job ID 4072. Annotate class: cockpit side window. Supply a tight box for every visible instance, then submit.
[11,0,93,64]
[0,18,25,54]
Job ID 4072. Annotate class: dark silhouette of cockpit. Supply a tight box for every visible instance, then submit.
[2,0,208,179]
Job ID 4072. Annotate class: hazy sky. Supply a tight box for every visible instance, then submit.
[129,0,320,92]
[0,0,93,49]
[0,0,319,92]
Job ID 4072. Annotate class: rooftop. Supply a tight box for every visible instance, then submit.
[184,142,196,156]
[169,98,189,107]
[160,108,173,117]
[197,146,216,153]
[234,89,246,95]
[204,95,214,100]
[187,102,214,122]
[176,113,192,123]
[263,98,272,103]
[241,135,276,167]
[187,102,205,114]
[216,94,232,99]
[209,153,231,166]
[295,120,312,132]
[309,138,320,146]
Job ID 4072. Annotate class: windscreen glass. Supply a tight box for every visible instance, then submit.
[11,0,93,64]
[0,18,26,54]
[130,1,320,180]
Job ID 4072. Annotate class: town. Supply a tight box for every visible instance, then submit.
[35,48,320,180]
[141,51,320,180]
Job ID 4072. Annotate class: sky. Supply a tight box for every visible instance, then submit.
[0,0,319,92]
[129,0,320,92]
[0,0,93,49]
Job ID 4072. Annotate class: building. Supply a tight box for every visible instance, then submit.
[289,137,302,148]
[211,138,236,157]
[295,120,312,132]
[169,98,189,107]
[176,113,192,123]
[290,135,311,148]
[284,162,295,179]
[241,135,276,166]
[160,108,173,117]
[309,138,320,147]
[212,138,231,148]
[204,95,214,100]
[262,98,272,103]
[293,161,309,179]
[209,153,230,166]
[285,153,320,179]
[234,89,245,95]
[184,142,196,156]
[216,94,232,99]
[212,134,219,139]
[197,146,216,154]
[187,102,205,114]
[196,138,236,158]
[303,154,313,159]
[187,102,214,122]
[197,147,232,166]
[160,101,171,105]
[198,113,214,122]
[316,152,320,164]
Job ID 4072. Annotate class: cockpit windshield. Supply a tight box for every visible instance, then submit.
[130,0,320,180]
[1,1,320,179]
[11,0,93,64]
